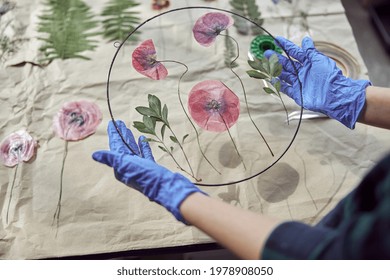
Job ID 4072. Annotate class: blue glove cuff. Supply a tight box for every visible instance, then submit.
[143,172,207,224]
[332,78,371,129]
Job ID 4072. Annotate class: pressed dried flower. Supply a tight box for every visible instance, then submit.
[188,80,240,132]
[193,12,234,47]
[0,130,37,167]
[52,100,101,235]
[132,39,168,80]
[152,0,170,10]
[1,130,37,224]
[53,100,102,141]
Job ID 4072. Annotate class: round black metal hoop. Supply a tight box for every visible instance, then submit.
[106,6,303,187]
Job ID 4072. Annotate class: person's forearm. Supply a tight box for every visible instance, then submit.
[358,86,390,129]
[180,192,281,260]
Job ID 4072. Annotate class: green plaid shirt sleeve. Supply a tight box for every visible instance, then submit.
[262,153,390,260]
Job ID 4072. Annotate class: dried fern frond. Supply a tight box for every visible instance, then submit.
[37,0,98,61]
[224,29,238,68]
[229,0,264,35]
[100,0,141,43]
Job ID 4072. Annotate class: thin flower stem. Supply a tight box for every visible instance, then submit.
[155,134,199,181]
[220,34,274,157]
[277,91,290,125]
[159,59,221,175]
[155,135,180,166]
[53,140,68,236]
[6,162,19,225]
[218,112,246,170]
[167,126,197,179]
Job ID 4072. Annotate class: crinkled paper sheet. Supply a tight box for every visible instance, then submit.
[1,0,390,259]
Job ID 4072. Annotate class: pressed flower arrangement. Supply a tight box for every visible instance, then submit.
[106,7,303,187]
[192,11,274,157]
[131,37,221,175]
[52,100,102,234]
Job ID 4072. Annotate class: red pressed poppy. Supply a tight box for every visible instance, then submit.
[193,12,234,47]
[0,130,37,167]
[53,100,102,141]
[188,80,240,132]
[132,39,168,80]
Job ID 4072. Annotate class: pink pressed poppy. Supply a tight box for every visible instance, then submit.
[53,100,102,141]
[132,39,168,80]
[0,130,37,167]
[188,80,240,132]
[152,0,170,10]
[193,12,234,47]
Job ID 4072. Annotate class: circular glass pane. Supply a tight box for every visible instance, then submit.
[106,6,303,187]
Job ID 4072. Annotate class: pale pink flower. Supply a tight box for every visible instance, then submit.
[193,12,234,47]
[0,130,37,167]
[188,80,240,132]
[53,100,102,141]
[132,39,168,80]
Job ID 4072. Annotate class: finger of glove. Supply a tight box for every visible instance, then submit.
[279,70,297,85]
[138,136,155,162]
[92,150,116,168]
[108,120,140,156]
[93,150,143,188]
[275,36,306,63]
[301,37,317,61]
[280,81,300,105]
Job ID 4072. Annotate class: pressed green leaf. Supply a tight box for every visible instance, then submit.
[248,58,267,72]
[158,146,168,153]
[263,87,276,94]
[133,121,152,134]
[100,0,141,42]
[269,53,279,66]
[133,121,145,129]
[247,70,269,79]
[274,80,281,92]
[272,63,283,77]
[170,136,178,144]
[148,94,162,116]
[143,137,158,143]
[162,104,169,124]
[261,57,270,73]
[143,115,156,133]
[182,134,189,144]
[170,146,174,153]
[161,124,167,140]
[269,54,280,76]
[136,106,159,118]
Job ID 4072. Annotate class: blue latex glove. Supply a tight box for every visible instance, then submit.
[92,120,205,223]
[265,36,371,129]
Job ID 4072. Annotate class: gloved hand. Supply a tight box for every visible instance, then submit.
[265,36,371,129]
[92,120,205,223]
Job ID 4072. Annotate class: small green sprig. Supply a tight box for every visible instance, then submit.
[229,0,264,35]
[133,94,199,181]
[247,54,289,124]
